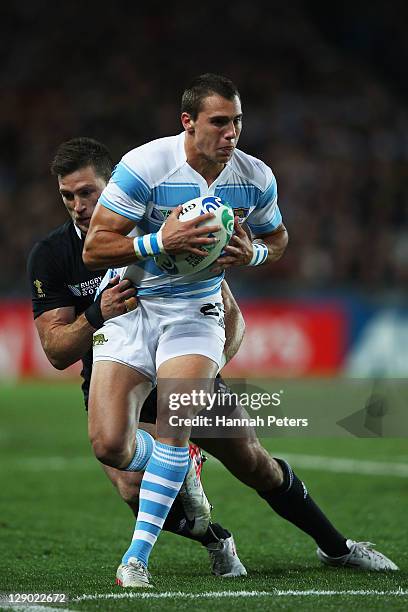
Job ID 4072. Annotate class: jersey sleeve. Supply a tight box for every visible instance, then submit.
[27,241,76,319]
[98,153,151,222]
[245,167,282,235]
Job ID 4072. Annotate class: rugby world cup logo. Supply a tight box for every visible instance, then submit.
[201,196,224,213]
[221,207,234,238]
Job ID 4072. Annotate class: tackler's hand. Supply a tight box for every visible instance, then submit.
[101,275,138,320]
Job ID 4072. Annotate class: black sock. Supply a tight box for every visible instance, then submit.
[258,458,349,557]
[162,496,196,538]
[200,523,231,547]
[162,497,230,545]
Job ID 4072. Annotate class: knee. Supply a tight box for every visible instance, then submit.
[90,434,131,469]
[236,442,284,489]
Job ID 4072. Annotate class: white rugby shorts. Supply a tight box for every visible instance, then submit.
[92,294,225,382]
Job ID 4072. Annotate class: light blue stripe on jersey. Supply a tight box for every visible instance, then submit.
[170,286,222,300]
[215,184,259,208]
[131,256,164,276]
[136,275,223,298]
[111,161,151,203]
[256,177,278,210]
[152,183,200,206]
[247,206,282,234]
[99,194,143,222]
[158,276,222,294]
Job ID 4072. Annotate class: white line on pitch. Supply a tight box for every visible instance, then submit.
[74,589,408,602]
[205,452,408,477]
[5,453,408,478]
[283,453,408,477]
[5,606,74,611]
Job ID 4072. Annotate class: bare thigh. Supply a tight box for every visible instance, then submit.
[157,354,218,447]
[88,360,152,468]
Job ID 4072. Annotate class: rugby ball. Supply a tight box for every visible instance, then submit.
[154,195,234,275]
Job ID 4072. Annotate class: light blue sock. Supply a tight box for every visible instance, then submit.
[124,429,154,472]
[122,441,189,566]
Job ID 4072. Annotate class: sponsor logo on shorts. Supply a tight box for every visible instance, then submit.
[200,302,225,329]
[93,333,108,346]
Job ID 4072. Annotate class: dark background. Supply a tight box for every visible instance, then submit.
[1,0,407,298]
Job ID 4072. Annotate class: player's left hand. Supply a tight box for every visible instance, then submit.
[212,217,253,272]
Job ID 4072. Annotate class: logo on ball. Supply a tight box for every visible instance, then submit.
[155,196,234,276]
[201,196,224,213]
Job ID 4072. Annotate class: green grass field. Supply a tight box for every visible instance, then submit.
[0,381,407,611]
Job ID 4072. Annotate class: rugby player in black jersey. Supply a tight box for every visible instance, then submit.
[27,137,247,583]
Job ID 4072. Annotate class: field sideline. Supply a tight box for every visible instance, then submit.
[0,381,407,611]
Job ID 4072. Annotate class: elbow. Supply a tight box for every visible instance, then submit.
[273,228,289,262]
[47,354,69,371]
[82,241,93,268]
[43,344,71,371]
[281,228,289,257]
[82,238,99,270]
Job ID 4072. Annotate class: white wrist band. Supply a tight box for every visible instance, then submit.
[249,243,268,266]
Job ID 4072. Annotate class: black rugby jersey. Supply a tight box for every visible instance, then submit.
[27,220,158,421]
[27,221,105,406]
[27,220,224,421]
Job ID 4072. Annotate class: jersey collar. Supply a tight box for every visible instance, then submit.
[73,223,83,240]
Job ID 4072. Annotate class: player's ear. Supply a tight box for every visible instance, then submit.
[181,112,195,134]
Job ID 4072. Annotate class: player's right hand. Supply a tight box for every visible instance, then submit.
[101,275,137,320]
[161,205,221,256]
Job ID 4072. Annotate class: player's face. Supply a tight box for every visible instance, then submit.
[184,94,242,164]
[58,165,106,235]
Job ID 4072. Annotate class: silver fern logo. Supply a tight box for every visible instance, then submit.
[68,284,82,296]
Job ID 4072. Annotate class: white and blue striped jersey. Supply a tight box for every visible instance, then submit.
[99,132,282,298]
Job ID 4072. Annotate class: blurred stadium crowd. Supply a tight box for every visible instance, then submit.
[1,1,407,297]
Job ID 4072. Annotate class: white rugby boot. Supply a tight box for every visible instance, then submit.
[317,539,399,571]
[178,443,211,537]
[116,557,153,588]
[207,534,248,577]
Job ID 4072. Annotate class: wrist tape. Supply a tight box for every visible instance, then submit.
[133,229,165,260]
[249,243,268,266]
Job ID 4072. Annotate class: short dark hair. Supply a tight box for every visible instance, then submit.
[181,73,240,120]
[50,137,113,182]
